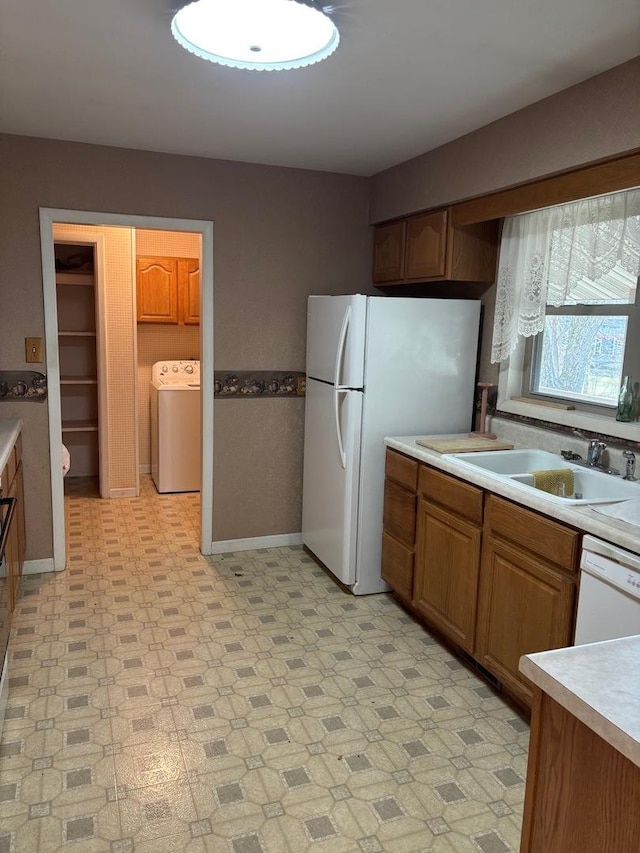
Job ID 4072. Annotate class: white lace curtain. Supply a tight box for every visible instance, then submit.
[491,188,640,363]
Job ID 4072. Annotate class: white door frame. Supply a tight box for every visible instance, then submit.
[39,209,214,569]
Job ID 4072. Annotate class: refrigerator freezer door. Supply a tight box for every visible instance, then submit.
[302,378,363,587]
[306,295,367,388]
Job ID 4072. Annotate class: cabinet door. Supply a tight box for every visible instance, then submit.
[179,259,200,325]
[5,475,20,614]
[383,478,416,548]
[414,498,481,653]
[405,210,448,280]
[381,532,414,602]
[476,535,576,706]
[372,221,406,283]
[136,257,179,324]
[15,461,25,572]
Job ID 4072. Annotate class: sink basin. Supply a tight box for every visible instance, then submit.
[443,449,640,505]
[446,449,563,476]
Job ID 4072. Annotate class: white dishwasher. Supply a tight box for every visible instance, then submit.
[574,535,640,645]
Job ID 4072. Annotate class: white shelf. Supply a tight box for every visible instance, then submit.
[56,272,95,286]
[60,376,98,385]
[62,420,98,433]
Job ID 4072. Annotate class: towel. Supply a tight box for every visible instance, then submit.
[62,444,71,477]
[531,468,574,497]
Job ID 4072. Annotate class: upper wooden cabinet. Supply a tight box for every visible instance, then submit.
[179,258,201,326]
[137,256,200,325]
[373,220,406,283]
[372,208,499,285]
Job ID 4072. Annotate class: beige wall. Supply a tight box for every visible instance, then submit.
[0,136,372,559]
[370,57,640,386]
[370,58,640,223]
[135,228,201,471]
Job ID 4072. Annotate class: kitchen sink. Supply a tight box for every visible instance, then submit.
[445,449,563,476]
[443,449,640,505]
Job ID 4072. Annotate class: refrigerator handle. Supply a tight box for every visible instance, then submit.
[334,305,351,388]
[334,389,347,469]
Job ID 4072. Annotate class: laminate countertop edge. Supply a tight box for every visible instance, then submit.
[384,435,640,555]
[519,636,640,768]
[0,418,22,475]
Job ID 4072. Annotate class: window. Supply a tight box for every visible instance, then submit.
[526,264,638,413]
[495,186,640,438]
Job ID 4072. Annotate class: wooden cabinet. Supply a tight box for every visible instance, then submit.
[1,433,25,617]
[372,208,499,285]
[413,467,483,653]
[381,449,418,601]
[475,496,578,706]
[137,256,200,325]
[373,221,406,283]
[521,691,640,853]
[380,452,581,709]
[405,210,448,279]
[179,259,200,325]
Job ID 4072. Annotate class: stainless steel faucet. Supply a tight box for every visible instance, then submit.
[587,440,607,466]
[623,450,637,481]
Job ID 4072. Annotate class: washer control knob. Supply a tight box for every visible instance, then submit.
[172,366,179,372]
[185,364,194,374]
[161,365,168,373]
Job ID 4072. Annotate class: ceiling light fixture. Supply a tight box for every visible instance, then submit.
[171,0,340,71]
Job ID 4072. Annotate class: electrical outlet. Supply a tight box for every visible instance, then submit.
[25,337,43,363]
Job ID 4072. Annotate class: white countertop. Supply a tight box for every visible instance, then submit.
[385,434,640,555]
[520,636,640,767]
[0,418,22,476]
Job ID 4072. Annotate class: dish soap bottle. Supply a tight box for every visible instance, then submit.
[616,375,634,422]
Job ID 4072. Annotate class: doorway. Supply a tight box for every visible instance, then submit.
[39,209,214,569]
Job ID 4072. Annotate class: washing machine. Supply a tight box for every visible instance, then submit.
[150,360,201,493]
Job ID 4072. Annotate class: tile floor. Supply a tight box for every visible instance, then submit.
[0,476,529,852]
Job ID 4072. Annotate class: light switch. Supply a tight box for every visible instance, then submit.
[25,337,43,363]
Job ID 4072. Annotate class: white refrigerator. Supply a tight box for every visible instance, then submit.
[302,294,481,595]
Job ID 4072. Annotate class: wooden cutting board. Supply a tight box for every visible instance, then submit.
[416,436,515,453]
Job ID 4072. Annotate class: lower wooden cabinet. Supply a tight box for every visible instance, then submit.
[1,435,25,619]
[381,449,580,709]
[414,499,481,654]
[521,691,640,852]
[381,450,418,602]
[476,535,576,706]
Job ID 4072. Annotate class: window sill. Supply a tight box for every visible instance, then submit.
[496,397,640,443]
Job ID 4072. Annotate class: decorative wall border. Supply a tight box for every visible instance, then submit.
[0,371,47,401]
[214,371,305,398]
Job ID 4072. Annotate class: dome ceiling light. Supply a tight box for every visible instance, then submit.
[171,0,340,71]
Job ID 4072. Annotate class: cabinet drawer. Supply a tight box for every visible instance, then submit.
[381,532,414,600]
[418,465,483,524]
[486,494,580,573]
[383,479,416,547]
[385,449,418,491]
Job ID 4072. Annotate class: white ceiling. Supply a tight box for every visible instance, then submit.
[1,0,638,176]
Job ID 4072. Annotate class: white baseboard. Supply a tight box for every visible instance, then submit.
[23,557,57,575]
[110,488,137,498]
[210,533,303,554]
[139,464,151,474]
